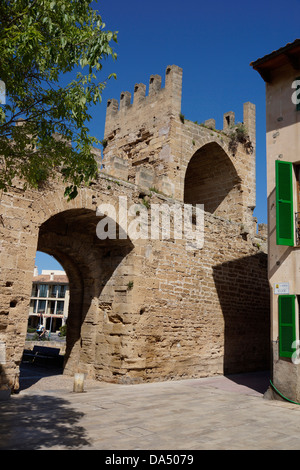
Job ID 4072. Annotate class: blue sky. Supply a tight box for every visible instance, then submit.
[35,0,300,272]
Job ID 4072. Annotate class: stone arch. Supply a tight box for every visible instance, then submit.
[183,142,242,222]
[37,207,134,380]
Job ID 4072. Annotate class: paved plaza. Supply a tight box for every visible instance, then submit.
[1,366,300,451]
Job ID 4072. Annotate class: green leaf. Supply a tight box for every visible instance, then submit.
[0,0,118,197]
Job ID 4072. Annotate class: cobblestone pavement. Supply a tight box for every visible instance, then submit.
[1,366,300,451]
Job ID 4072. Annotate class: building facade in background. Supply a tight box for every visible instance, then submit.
[28,267,69,333]
[252,39,300,403]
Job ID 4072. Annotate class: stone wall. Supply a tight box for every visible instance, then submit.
[0,65,269,395]
[109,206,270,384]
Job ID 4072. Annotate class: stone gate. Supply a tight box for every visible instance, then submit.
[0,65,270,397]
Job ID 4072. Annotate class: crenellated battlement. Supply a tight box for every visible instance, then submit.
[104,65,183,137]
[203,103,256,145]
[101,64,256,231]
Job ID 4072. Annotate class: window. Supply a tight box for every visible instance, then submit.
[37,300,46,314]
[31,284,38,297]
[58,285,66,298]
[50,285,66,298]
[30,299,37,313]
[50,285,58,297]
[275,160,294,246]
[56,301,64,315]
[39,284,48,298]
[49,301,56,314]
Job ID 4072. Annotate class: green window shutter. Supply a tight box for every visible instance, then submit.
[278,295,296,358]
[275,160,294,246]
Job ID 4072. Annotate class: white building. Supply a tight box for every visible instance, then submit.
[28,267,70,333]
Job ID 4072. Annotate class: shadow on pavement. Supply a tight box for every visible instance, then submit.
[0,394,89,450]
[225,370,270,395]
[19,362,64,392]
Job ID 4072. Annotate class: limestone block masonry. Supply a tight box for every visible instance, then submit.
[0,65,269,396]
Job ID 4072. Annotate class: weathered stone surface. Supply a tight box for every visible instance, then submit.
[0,65,269,394]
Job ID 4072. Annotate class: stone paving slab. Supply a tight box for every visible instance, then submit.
[1,368,300,450]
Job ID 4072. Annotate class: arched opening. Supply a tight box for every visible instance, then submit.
[184,142,242,221]
[34,208,134,380]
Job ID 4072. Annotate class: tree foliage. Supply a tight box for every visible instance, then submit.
[0,0,117,198]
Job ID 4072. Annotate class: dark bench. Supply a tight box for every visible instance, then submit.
[22,345,63,366]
